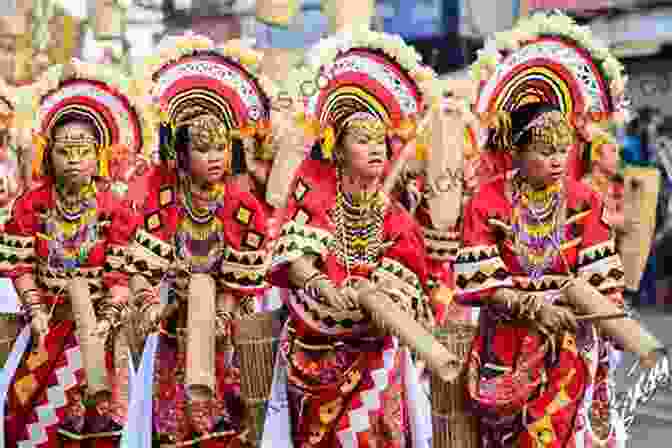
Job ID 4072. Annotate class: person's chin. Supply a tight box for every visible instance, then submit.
[366,164,384,177]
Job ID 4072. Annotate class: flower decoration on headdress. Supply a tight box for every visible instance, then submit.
[291,29,437,161]
[473,11,629,154]
[31,58,144,179]
[142,33,276,170]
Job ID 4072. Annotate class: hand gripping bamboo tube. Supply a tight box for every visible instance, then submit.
[564,278,662,358]
[186,273,217,399]
[68,277,110,396]
[357,288,460,383]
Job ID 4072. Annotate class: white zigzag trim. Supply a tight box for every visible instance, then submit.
[337,344,398,448]
[18,345,82,447]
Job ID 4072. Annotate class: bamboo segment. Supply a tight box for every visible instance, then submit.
[186,274,217,398]
[68,277,110,396]
[323,0,375,33]
[233,311,277,445]
[0,314,21,367]
[94,0,123,38]
[425,102,464,231]
[357,288,460,383]
[621,166,660,291]
[565,278,662,358]
[255,0,300,27]
[432,324,480,448]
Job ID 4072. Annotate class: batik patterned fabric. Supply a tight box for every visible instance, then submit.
[268,159,433,448]
[126,165,270,445]
[0,181,135,448]
[454,176,625,447]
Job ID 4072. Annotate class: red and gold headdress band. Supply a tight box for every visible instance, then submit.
[473,11,628,151]
[294,29,436,161]
[32,59,143,179]
[145,34,275,164]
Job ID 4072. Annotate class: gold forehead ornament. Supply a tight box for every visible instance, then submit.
[344,118,387,143]
[514,111,574,149]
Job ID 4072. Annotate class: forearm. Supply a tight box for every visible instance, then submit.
[488,288,544,319]
[14,273,43,314]
[99,284,130,327]
[287,255,323,289]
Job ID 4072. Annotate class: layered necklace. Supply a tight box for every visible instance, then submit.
[46,182,99,271]
[511,174,566,280]
[175,178,226,272]
[333,172,385,276]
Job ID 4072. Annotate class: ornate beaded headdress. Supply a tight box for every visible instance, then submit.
[294,30,436,161]
[145,34,275,170]
[473,11,628,155]
[31,59,144,179]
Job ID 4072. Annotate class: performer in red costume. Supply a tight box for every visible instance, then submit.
[581,132,625,231]
[456,12,653,447]
[266,30,437,448]
[124,35,274,446]
[0,60,143,447]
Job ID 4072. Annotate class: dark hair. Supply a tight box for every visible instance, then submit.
[487,102,565,151]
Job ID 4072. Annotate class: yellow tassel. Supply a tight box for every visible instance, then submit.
[489,110,513,151]
[415,143,428,161]
[321,126,335,160]
[393,119,417,141]
[296,113,320,139]
[431,286,454,307]
[32,133,47,177]
[589,132,614,165]
[98,145,110,178]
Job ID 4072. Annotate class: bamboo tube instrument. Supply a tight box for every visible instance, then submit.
[357,286,460,383]
[564,277,662,359]
[185,274,217,400]
[68,277,110,396]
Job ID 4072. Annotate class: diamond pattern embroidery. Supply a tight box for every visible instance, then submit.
[294,209,310,225]
[244,231,263,250]
[159,186,174,207]
[236,206,253,226]
[294,180,309,202]
[146,213,161,232]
